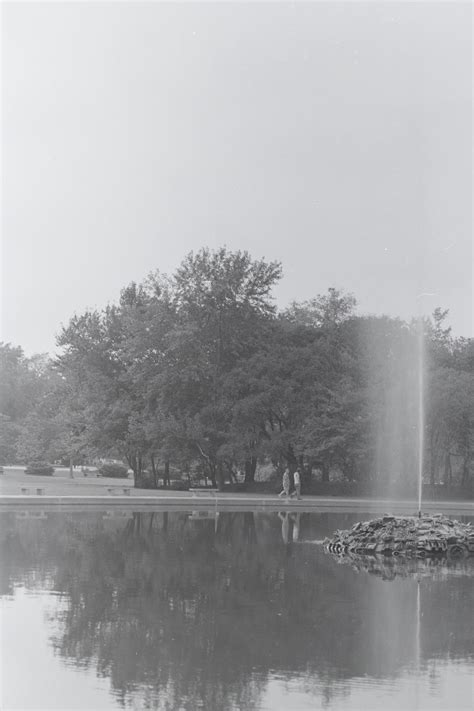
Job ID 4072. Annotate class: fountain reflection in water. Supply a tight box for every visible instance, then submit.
[416,580,421,668]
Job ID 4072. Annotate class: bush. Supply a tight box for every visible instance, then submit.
[132,470,155,488]
[98,463,129,478]
[25,461,55,476]
[167,480,189,491]
[134,475,190,491]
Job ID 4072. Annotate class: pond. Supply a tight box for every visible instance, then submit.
[1,509,473,710]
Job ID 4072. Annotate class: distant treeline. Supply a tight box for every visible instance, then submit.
[1,247,473,495]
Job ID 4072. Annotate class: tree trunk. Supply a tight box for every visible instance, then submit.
[443,451,452,488]
[69,456,74,479]
[129,452,145,488]
[342,458,352,480]
[216,461,224,491]
[286,446,298,473]
[150,454,158,488]
[321,461,330,483]
[429,429,441,487]
[244,457,257,484]
[430,449,436,486]
[461,455,469,486]
[226,463,237,484]
[196,444,216,486]
[208,461,217,488]
[164,460,171,487]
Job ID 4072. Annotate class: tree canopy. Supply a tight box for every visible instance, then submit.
[1,247,473,495]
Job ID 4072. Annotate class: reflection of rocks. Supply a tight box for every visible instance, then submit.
[329,549,474,581]
[324,514,474,568]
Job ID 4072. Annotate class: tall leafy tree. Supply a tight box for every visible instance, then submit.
[0,343,52,462]
[161,248,282,485]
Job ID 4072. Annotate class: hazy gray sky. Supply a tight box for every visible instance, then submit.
[2,1,472,355]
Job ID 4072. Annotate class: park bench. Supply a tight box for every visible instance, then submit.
[82,468,99,477]
[82,469,100,477]
[107,487,131,496]
[189,488,219,498]
[19,487,45,495]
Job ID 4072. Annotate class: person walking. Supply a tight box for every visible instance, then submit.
[291,468,302,500]
[278,468,291,498]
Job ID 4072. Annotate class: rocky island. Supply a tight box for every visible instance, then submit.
[324,513,474,559]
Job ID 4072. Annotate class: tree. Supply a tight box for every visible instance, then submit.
[0,414,20,463]
[427,367,474,488]
[282,287,356,330]
[43,249,474,496]
[424,311,474,490]
[56,307,137,471]
[55,249,283,488]
[0,343,52,463]
[173,247,282,371]
[160,248,282,486]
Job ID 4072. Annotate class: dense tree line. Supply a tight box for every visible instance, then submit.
[1,247,473,494]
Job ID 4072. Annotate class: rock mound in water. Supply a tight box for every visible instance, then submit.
[324,513,474,559]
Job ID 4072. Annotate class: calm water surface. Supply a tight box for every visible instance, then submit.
[1,509,473,710]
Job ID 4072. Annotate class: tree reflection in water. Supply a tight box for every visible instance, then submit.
[0,510,473,710]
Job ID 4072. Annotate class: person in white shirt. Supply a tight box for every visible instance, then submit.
[291,468,302,499]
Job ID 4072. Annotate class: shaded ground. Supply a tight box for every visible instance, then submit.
[0,465,140,497]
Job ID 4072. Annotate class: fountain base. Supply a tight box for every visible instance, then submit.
[324,513,474,559]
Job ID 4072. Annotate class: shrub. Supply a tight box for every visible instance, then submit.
[168,480,189,491]
[132,470,156,488]
[133,475,190,491]
[98,463,129,479]
[25,461,55,476]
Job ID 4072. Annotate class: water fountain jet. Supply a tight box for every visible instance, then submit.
[323,293,474,566]
[416,292,435,517]
[417,316,424,518]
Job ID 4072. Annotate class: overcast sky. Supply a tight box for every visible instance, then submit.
[2,1,472,355]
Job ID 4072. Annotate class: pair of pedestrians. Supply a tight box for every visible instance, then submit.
[278,467,302,500]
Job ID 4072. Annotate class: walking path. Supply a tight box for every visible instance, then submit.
[1,466,473,514]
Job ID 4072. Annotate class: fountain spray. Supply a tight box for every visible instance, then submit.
[417,314,424,518]
[416,293,435,518]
